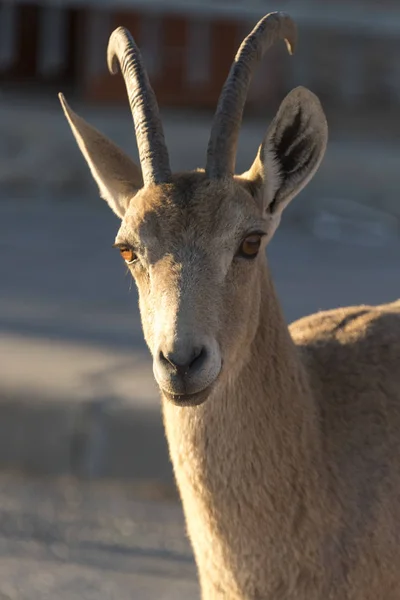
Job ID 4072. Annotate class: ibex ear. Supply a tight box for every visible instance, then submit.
[244,87,327,215]
[59,94,143,219]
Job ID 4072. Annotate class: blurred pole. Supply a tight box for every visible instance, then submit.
[186,18,211,87]
[387,38,400,104]
[37,5,67,76]
[86,9,111,80]
[139,14,162,81]
[0,3,17,70]
[340,36,364,109]
[286,32,313,92]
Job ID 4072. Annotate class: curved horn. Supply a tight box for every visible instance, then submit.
[107,26,171,186]
[205,12,297,179]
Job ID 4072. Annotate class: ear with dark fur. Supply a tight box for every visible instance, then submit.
[59,94,143,219]
[244,86,328,215]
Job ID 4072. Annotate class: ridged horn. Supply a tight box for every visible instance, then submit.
[107,26,171,186]
[205,12,297,179]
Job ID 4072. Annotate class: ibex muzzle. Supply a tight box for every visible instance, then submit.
[154,337,221,404]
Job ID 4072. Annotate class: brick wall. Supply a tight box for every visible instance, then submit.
[0,2,303,111]
[1,2,400,115]
[0,3,79,86]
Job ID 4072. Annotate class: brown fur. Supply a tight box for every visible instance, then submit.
[164,278,400,599]
[60,47,400,599]
[115,173,400,599]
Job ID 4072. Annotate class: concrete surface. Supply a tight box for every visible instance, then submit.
[0,472,198,600]
[0,194,399,483]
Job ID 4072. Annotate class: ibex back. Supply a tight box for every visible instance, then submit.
[59,12,400,600]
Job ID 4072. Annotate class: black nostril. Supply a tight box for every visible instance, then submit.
[158,346,207,377]
[190,347,206,371]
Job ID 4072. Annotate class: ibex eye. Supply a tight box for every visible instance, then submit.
[119,246,137,264]
[238,234,263,259]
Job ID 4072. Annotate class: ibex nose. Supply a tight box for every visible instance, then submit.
[158,346,207,378]
[153,338,221,400]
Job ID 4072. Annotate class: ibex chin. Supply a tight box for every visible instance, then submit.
[59,12,400,600]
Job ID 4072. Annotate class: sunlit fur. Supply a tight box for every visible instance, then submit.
[115,173,274,382]
[60,35,400,600]
[117,171,400,599]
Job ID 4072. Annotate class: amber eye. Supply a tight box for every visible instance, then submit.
[119,247,137,264]
[238,234,263,259]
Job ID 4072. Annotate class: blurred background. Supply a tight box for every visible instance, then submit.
[0,1,399,598]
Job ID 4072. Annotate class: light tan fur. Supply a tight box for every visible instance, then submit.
[124,174,400,599]
[59,14,400,600]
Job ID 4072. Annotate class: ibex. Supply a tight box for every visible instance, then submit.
[59,12,400,599]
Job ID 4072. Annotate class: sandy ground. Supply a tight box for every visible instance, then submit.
[0,473,198,600]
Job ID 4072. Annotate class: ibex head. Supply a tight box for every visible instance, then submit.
[60,13,327,407]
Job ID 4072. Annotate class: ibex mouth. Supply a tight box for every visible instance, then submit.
[162,384,216,407]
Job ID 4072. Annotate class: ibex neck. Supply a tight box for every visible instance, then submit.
[162,268,327,599]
